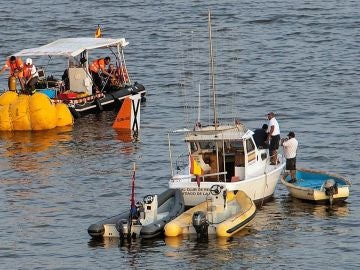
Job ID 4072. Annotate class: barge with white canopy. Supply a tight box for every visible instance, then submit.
[14,37,146,117]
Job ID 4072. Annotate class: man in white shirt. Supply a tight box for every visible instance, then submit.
[281,131,298,182]
[23,58,39,94]
[267,112,281,164]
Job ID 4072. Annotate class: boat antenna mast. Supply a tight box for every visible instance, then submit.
[128,162,137,236]
[195,83,201,129]
[208,9,218,129]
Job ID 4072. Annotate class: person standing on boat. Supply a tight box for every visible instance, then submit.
[267,112,281,164]
[281,131,298,183]
[0,55,25,91]
[89,56,114,93]
[253,124,269,149]
[23,58,39,95]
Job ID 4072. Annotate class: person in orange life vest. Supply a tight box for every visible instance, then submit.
[89,56,114,92]
[23,58,39,94]
[0,55,25,90]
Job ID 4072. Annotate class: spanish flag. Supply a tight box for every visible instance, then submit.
[95,25,102,38]
[190,155,204,176]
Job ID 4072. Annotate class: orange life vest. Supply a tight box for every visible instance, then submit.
[89,58,106,73]
[23,65,32,79]
[5,57,24,78]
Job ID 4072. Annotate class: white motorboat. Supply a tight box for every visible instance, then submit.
[167,10,285,207]
[168,124,285,207]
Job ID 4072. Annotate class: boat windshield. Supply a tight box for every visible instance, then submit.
[245,139,255,153]
[227,140,243,151]
[198,141,216,150]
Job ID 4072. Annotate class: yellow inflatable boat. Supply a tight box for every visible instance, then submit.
[165,185,256,238]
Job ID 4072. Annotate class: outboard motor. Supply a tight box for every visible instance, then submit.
[323,179,338,196]
[192,211,208,238]
[116,219,130,239]
[323,179,338,206]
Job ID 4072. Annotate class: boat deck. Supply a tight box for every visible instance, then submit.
[286,171,348,189]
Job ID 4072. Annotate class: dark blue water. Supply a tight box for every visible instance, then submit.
[0,1,359,269]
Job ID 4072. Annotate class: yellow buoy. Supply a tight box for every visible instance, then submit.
[55,103,73,127]
[0,91,18,106]
[9,94,31,131]
[29,93,57,130]
[0,104,13,131]
[0,92,74,131]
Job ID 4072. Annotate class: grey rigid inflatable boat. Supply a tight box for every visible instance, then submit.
[88,189,185,239]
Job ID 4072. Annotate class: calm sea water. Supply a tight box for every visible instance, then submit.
[0,1,359,269]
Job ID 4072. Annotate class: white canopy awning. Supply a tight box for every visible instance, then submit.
[14,37,129,57]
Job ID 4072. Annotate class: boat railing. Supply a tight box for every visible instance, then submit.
[191,171,228,182]
[175,153,189,173]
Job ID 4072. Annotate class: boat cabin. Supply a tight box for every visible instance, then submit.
[185,125,268,182]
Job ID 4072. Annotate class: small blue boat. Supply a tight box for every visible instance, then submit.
[281,168,351,205]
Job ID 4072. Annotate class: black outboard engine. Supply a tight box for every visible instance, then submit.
[323,179,338,206]
[192,211,208,238]
[323,179,338,196]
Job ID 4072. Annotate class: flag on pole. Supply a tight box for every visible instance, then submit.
[95,25,102,38]
[196,176,201,188]
[190,155,204,176]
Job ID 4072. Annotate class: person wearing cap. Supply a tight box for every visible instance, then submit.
[0,55,25,90]
[23,58,39,94]
[267,112,281,164]
[281,131,298,182]
[89,56,114,93]
[253,123,269,149]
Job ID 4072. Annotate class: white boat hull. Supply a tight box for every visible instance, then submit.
[170,163,284,206]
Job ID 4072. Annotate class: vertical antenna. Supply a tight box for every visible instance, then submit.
[197,83,201,123]
[208,9,218,129]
